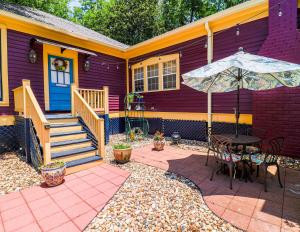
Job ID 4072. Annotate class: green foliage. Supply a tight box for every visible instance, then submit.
[3,0,71,19]
[113,143,131,150]
[41,161,65,170]
[153,131,164,141]
[6,0,246,45]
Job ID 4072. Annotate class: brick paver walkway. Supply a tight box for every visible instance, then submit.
[0,164,129,232]
[132,144,300,232]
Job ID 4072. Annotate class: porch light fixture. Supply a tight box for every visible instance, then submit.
[28,39,38,64]
[278,3,283,17]
[83,55,91,72]
[179,51,183,58]
[236,25,240,36]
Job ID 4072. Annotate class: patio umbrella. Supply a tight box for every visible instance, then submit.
[182,48,300,137]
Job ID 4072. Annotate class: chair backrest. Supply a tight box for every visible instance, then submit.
[211,135,233,162]
[265,136,284,163]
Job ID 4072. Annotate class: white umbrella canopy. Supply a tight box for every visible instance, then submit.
[182,50,300,93]
[182,49,300,137]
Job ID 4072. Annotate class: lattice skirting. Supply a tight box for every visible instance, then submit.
[0,125,19,154]
[109,117,251,141]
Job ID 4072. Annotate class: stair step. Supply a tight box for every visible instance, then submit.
[66,156,102,168]
[45,114,75,120]
[49,123,81,128]
[52,146,97,159]
[50,130,86,137]
[51,138,91,147]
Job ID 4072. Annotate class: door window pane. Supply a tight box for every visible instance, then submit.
[147,64,159,91]
[163,60,177,89]
[58,72,64,84]
[134,67,144,92]
[51,71,57,83]
[65,73,70,85]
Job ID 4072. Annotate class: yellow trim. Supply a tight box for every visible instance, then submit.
[109,111,252,125]
[43,44,79,111]
[0,11,126,58]
[0,115,15,126]
[0,24,9,107]
[131,54,180,93]
[125,0,268,58]
[126,59,129,94]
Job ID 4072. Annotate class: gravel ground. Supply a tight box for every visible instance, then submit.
[85,134,240,232]
[0,152,42,195]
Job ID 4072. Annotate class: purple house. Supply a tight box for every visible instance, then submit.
[0,0,299,171]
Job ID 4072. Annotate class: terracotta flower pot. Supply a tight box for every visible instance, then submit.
[153,140,165,151]
[113,148,132,164]
[41,164,66,187]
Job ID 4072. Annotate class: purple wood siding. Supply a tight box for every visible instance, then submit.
[0,30,44,116]
[129,18,269,114]
[0,29,126,115]
[78,54,126,112]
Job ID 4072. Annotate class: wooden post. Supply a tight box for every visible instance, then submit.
[71,84,76,116]
[103,86,109,115]
[98,118,105,158]
[43,142,51,165]
[22,80,30,118]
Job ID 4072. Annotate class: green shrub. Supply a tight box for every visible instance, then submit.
[41,161,65,169]
[113,143,131,149]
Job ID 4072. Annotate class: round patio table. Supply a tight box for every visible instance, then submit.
[220,134,262,182]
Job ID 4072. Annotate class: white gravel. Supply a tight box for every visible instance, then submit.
[85,134,240,232]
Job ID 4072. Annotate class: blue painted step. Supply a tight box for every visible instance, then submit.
[45,114,75,120]
[50,130,86,137]
[51,146,97,159]
[66,156,102,168]
[51,138,91,148]
[49,122,81,128]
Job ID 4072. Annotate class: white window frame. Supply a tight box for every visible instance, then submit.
[131,53,180,93]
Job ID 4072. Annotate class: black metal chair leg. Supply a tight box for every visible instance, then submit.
[205,149,210,166]
[210,162,217,181]
[256,165,259,177]
[229,164,233,190]
[276,163,283,188]
[264,165,268,192]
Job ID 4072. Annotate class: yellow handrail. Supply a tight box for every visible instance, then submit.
[72,84,105,158]
[13,80,51,165]
[77,87,109,114]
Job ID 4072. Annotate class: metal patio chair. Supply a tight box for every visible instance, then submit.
[205,127,216,166]
[210,135,241,189]
[251,136,284,192]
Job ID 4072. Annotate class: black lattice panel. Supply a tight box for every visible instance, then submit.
[0,125,18,154]
[163,120,207,141]
[110,117,125,135]
[15,116,26,152]
[212,122,251,135]
[29,120,43,169]
[147,118,163,135]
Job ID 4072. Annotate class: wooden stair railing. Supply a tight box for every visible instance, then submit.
[13,80,51,165]
[71,84,105,158]
[77,87,109,114]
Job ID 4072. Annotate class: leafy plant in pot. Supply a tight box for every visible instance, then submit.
[153,131,165,151]
[40,161,66,187]
[113,143,132,164]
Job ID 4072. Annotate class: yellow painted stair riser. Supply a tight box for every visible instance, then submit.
[47,118,79,124]
[50,125,82,134]
[66,160,103,175]
[50,133,87,143]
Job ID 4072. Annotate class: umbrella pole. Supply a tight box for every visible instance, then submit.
[235,68,241,138]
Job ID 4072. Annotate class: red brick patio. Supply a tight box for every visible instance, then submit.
[132,144,300,232]
[0,164,129,232]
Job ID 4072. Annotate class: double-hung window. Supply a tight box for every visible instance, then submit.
[147,64,159,91]
[0,25,8,106]
[133,67,144,92]
[132,53,180,93]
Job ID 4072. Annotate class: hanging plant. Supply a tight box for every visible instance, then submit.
[52,58,68,71]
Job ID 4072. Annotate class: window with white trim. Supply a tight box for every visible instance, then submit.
[163,60,177,90]
[147,64,159,91]
[134,67,144,92]
[131,53,180,93]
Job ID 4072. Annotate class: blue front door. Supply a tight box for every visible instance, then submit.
[48,55,73,111]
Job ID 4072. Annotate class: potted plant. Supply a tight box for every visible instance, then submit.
[127,93,135,104]
[40,161,66,187]
[135,95,144,111]
[153,131,165,151]
[113,143,132,164]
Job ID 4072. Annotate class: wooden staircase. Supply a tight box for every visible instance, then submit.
[46,114,102,171]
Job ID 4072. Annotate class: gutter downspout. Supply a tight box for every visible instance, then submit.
[205,22,213,129]
[126,59,129,94]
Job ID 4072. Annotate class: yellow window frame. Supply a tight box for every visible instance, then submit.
[131,53,180,93]
[0,24,9,107]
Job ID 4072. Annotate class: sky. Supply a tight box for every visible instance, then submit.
[69,0,81,9]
